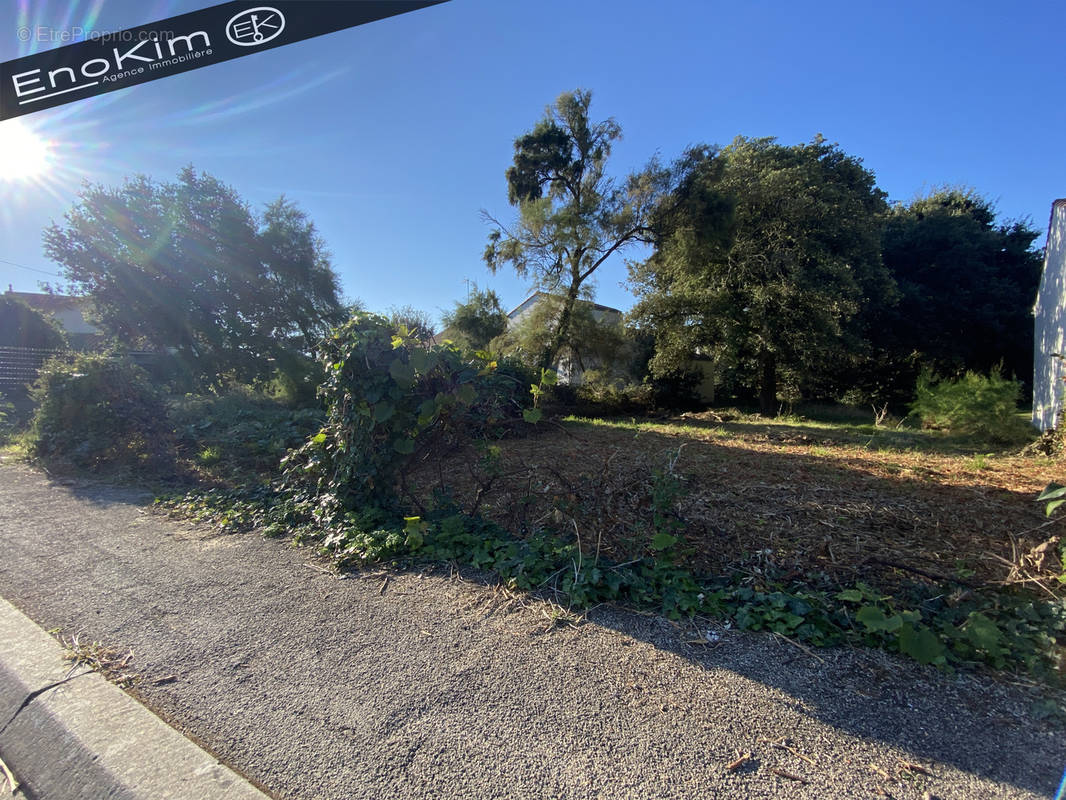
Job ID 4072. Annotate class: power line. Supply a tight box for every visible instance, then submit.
[0,257,62,279]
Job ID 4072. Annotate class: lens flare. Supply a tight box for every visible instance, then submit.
[0,119,52,181]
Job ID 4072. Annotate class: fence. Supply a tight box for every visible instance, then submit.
[0,347,65,393]
[0,347,161,394]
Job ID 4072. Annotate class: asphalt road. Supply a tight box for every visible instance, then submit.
[0,461,1062,799]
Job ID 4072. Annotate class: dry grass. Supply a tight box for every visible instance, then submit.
[57,631,139,687]
[408,412,1065,596]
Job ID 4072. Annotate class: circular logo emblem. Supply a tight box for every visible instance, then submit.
[225,7,286,47]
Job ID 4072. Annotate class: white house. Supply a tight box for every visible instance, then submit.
[3,288,102,342]
[506,292,624,385]
[1032,198,1066,430]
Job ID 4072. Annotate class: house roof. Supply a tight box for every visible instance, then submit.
[506,291,622,320]
[4,289,82,312]
[3,289,101,336]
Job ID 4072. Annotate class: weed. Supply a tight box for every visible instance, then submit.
[57,631,138,688]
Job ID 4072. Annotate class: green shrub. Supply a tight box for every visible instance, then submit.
[0,394,13,439]
[279,313,532,521]
[169,389,323,478]
[263,351,326,407]
[575,370,655,416]
[29,353,173,471]
[910,369,1031,443]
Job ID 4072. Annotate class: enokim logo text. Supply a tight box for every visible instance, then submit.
[2,1,448,121]
[226,7,286,46]
[11,30,214,108]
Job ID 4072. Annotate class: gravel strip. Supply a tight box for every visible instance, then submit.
[0,462,1061,799]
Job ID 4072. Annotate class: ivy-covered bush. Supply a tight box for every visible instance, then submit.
[29,353,173,471]
[910,369,1031,442]
[279,314,532,522]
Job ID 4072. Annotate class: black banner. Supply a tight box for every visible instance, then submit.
[1,1,447,121]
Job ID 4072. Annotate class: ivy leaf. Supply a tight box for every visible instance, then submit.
[388,359,415,388]
[836,588,865,603]
[650,531,677,551]
[1037,482,1066,502]
[311,431,327,446]
[392,437,415,454]
[855,605,902,633]
[523,408,543,424]
[963,612,1003,652]
[455,383,477,406]
[407,352,428,375]
[899,623,945,665]
[373,403,395,423]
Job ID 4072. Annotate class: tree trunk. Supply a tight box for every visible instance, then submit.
[758,349,777,417]
[538,284,581,374]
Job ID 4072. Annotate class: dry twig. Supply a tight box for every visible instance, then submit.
[897,760,936,777]
[771,767,808,783]
[773,631,826,664]
[725,752,752,772]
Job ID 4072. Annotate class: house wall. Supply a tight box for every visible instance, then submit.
[687,359,717,403]
[50,307,100,336]
[1032,199,1066,430]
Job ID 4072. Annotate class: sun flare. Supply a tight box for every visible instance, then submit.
[0,119,53,182]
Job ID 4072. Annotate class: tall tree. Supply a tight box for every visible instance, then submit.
[630,136,893,415]
[258,197,346,356]
[440,285,508,351]
[43,167,344,389]
[876,189,1042,395]
[484,89,666,371]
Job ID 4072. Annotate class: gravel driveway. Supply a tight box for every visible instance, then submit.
[0,462,1061,799]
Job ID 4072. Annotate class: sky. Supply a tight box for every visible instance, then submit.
[1,0,1064,326]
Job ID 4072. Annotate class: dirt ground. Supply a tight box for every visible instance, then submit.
[409,414,1064,595]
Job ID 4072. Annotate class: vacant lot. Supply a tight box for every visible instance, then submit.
[416,410,1062,599]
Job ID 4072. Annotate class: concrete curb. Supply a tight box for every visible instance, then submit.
[0,597,272,800]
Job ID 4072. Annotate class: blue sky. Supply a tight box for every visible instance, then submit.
[1,0,1064,325]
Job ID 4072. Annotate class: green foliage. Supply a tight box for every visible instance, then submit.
[43,168,344,390]
[575,370,655,415]
[169,390,323,480]
[910,369,1031,442]
[29,353,173,471]
[485,90,668,371]
[1038,483,1066,517]
[872,190,1043,402]
[0,295,67,350]
[630,136,892,416]
[836,583,1065,677]
[279,313,531,520]
[440,285,508,351]
[387,305,436,344]
[0,395,14,440]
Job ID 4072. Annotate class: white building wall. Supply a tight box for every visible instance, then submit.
[1032,199,1066,430]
